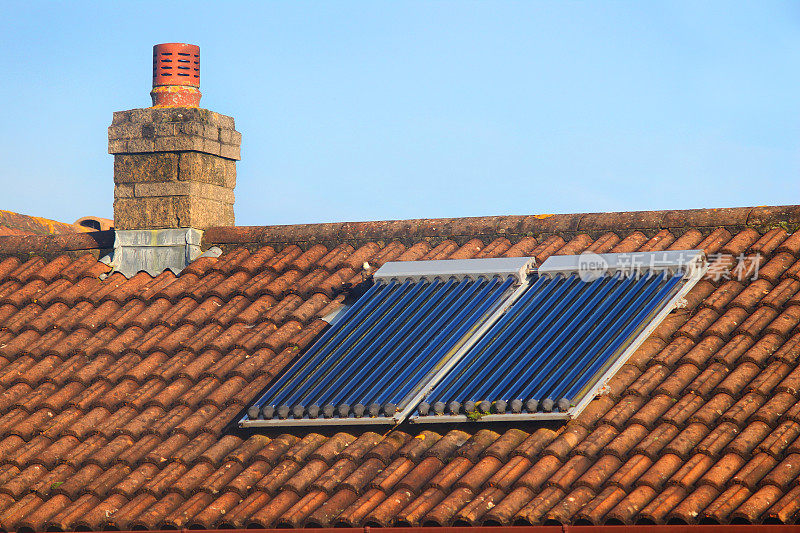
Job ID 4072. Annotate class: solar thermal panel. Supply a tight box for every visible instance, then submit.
[241,252,705,427]
[241,258,532,426]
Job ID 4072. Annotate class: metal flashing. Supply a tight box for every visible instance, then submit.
[373,257,535,283]
[108,228,204,278]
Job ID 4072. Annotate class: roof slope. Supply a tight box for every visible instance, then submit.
[0,206,799,529]
[0,211,89,237]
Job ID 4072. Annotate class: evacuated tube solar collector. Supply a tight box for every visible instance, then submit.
[240,251,705,427]
[242,257,533,426]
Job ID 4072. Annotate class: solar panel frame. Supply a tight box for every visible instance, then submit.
[411,250,707,423]
[240,258,535,427]
[240,252,705,427]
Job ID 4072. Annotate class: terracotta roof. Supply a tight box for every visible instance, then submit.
[0,211,91,237]
[0,205,799,530]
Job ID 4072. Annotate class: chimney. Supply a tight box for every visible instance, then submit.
[108,43,241,230]
[105,44,239,276]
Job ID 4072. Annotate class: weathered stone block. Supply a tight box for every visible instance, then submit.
[127,138,155,153]
[175,196,235,228]
[153,135,204,152]
[133,181,235,204]
[114,153,179,184]
[114,107,231,126]
[114,196,179,229]
[111,110,135,125]
[114,184,134,198]
[154,123,177,137]
[108,139,128,154]
[202,138,222,156]
[108,122,143,141]
[111,106,240,230]
[220,144,241,160]
[153,107,217,125]
[178,121,206,137]
[109,108,240,156]
[209,110,235,129]
[114,195,234,230]
[204,124,221,141]
[178,152,236,188]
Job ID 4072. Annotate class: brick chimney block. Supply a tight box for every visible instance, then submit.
[109,107,241,230]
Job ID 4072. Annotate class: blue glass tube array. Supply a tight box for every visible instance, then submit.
[417,270,684,417]
[247,275,516,421]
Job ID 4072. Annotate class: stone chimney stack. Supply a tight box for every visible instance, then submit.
[108,43,241,230]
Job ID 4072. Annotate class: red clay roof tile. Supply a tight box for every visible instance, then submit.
[688,362,729,398]
[474,237,512,258]
[232,247,276,274]
[705,280,747,312]
[580,485,629,524]
[279,489,328,527]
[606,484,656,524]
[763,278,800,308]
[721,392,766,426]
[776,228,800,256]
[46,493,100,531]
[604,424,648,459]
[469,485,522,525]
[334,486,387,527]
[547,485,596,523]
[634,423,679,460]
[1,207,800,528]
[575,454,622,492]
[573,424,619,457]
[425,456,472,492]
[513,485,564,525]
[486,455,532,492]
[227,459,271,495]
[171,462,215,497]
[602,395,646,431]
[652,336,695,367]
[394,486,444,526]
[515,454,562,492]
[188,490,242,528]
[628,364,669,398]
[501,236,538,257]
[305,487,357,527]
[513,426,559,459]
[542,423,589,461]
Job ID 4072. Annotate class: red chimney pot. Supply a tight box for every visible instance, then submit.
[150,43,202,108]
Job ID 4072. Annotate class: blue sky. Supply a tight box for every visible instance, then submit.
[1,2,799,227]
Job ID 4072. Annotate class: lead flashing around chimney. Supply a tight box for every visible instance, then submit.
[105,228,209,277]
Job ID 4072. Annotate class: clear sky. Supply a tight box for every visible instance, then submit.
[1,2,799,227]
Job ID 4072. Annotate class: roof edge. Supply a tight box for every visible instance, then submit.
[1,205,797,258]
[0,229,114,258]
[204,205,800,248]
[0,209,91,236]
[14,525,798,532]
